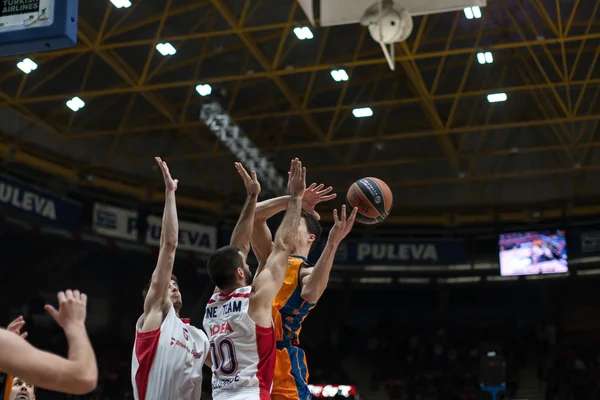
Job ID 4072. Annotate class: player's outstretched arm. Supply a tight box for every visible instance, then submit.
[251,183,336,265]
[142,157,179,329]
[0,290,97,395]
[250,159,306,328]
[230,162,261,259]
[301,205,357,303]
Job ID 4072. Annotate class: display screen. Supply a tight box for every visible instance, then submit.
[499,230,568,276]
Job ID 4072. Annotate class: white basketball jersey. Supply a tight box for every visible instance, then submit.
[203,286,276,400]
[131,305,209,400]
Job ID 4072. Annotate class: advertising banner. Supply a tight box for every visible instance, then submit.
[146,215,217,254]
[0,174,82,230]
[92,203,138,241]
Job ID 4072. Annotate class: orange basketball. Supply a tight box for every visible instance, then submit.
[346,177,393,225]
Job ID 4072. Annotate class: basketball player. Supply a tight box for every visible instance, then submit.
[0,289,97,395]
[203,158,306,400]
[131,157,209,400]
[8,376,35,400]
[251,192,357,400]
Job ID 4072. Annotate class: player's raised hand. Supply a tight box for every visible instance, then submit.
[328,205,358,245]
[44,290,88,331]
[235,162,261,198]
[303,183,337,220]
[155,157,178,192]
[6,315,28,339]
[287,158,306,197]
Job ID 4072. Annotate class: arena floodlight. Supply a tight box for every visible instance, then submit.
[464,6,482,19]
[330,69,349,82]
[293,26,314,40]
[66,96,85,112]
[200,101,286,194]
[196,84,212,96]
[487,93,507,103]
[477,51,493,64]
[110,0,132,9]
[17,58,37,74]
[352,107,373,118]
[156,43,176,56]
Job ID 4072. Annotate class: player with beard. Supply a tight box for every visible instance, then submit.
[8,376,35,400]
[203,159,306,400]
[131,157,209,400]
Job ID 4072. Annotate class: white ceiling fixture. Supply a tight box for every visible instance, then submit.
[487,93,507,103]
[352,107,373,118]
[293,26,314,40]
[17,58,37,74]
[477,51,493,64]
[196,84,212,97]
[156,43,176,56]
[464,6,482,19]
[330,69,349,82]
[110,0,131,9]
[66,97,85,112]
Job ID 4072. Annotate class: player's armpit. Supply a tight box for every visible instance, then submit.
[0,329,97,395]
[250,220,273,267]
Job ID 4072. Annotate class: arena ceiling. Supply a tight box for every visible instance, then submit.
[0,0,600,225]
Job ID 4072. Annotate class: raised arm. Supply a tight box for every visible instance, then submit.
[142,157,178,330]
[0,290,97,395]
[301,205,357,303]
[230,162,261,259]
[249,159,306,328]
[251,183,337,265]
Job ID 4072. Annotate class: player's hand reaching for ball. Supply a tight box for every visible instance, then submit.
[6,315,28,339]
[155,157,178,192]
[303,183,337,221]
[328,205,358,245]
[287,158,306,198]
[235,162,261,198]
[45,290,88,332]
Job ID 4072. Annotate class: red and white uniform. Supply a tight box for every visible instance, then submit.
[203,286,276,400]
[131,305,209,400]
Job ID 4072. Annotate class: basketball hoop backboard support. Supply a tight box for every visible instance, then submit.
[0,0,78,57]
[300,0,486,26]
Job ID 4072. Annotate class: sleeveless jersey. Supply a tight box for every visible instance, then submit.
[272,255,316,346]
[203,286,276,400]
[131,305,209,400]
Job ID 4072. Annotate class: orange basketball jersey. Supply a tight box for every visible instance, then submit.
[272,255,315,345]
[270,255,316,400]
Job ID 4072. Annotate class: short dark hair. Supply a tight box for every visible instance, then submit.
[301,210,322,250]
[142,274,178,299]
[207,245,244,290]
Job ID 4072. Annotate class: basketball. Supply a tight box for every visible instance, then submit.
[346,177,393,225]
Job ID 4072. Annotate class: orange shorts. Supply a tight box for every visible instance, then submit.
[271,346,311,400]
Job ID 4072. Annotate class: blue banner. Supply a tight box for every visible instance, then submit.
[0,175,82,230]
[324,239,469,266]
[221,225,468,266]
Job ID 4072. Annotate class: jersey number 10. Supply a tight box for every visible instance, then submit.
[210,338,238,376]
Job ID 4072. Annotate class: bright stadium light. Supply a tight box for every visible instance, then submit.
[17,58,37,74]
[477,51,493,64]
[196,84,212,96]
[464,6,482,19]
[330,69,349,82]
[487,93,507,103]
[200,102,286,194]
[66,96,85,112]
[352,107,373,118]
[110,0,131,9]
[293,26,314,40]
[156,43,176,56]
